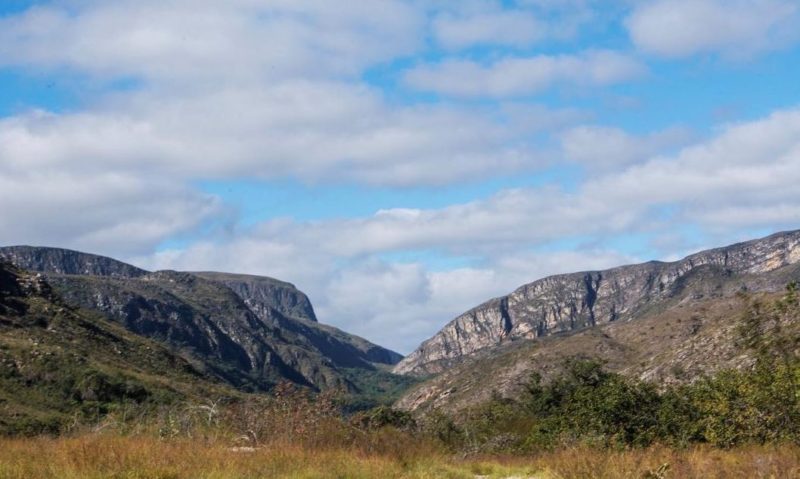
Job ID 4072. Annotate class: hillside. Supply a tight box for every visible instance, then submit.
[0,261,235,434]
[395,229,800,377]
[0,247,404,396]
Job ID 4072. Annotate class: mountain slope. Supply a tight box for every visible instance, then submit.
[395,229,800,376]
[0,262,234,434]
[192,273,402,366]
[396,261,800,413]
[0,247,403,394]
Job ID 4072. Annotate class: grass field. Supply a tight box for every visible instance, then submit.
[0,435,797,479]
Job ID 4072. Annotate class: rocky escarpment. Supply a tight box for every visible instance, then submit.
[193,272,318,323]
[395,266,800,414]
[0,246,147,278]
[395,229,800,376]
[0,248,318,324]
[0,247,403,392]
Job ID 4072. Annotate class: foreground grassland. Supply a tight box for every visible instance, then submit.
[0,435,797,479]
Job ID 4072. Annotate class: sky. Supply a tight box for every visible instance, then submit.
[1,0,800,354]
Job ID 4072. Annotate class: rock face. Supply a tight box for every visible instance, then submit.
[0,247,402,392]
[0,246,147,278]
[394,229,800,376]
[192,272,318,323]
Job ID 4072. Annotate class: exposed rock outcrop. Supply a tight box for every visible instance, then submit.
[193,272,318,323]
[394,229,800,376]
[0,246,147,278]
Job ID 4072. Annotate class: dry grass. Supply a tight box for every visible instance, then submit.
[0,435,797,479]
[519,445,800,479]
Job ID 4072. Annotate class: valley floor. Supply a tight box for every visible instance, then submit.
[0,435,797,479]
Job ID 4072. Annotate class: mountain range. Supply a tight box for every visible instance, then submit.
[2,229,800,425]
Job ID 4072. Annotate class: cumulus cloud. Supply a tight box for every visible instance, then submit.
[560,125,695,171]
[0,1,594,190]
[0,169,221,256]
[432,9,545,49]
[627,0,800,59]
[165,106,800,261]
[0,0,588,258]
[0,84,567,186]
[0,0,422,83]
[404,50,645,98]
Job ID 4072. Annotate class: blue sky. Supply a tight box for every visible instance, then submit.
[1,0,800,353]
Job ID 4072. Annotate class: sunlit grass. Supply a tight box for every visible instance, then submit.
[0,435,797,479]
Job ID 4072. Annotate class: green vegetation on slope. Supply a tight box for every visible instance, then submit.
[340,366,421,411]
[0,263,239,435]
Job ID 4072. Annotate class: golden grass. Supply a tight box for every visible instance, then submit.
[516,445,800,479]
[0,435,797,479]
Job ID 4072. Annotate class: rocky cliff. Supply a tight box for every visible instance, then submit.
[396,260,800,413]
[394,229,800,376]
[0,247,403,393]
[0,246,147,278]
[192,272,318,323]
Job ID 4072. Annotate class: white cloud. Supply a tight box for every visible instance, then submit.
[581,109,800,235]
[0,0,585,275]
[137,107,800,268]
[627,0,800,58]
[560,125,695,171]
[0,170,221,256]
[0,84,564,187]
[404,50,645,97]
[432,10,545,49]
[0,0,422,83]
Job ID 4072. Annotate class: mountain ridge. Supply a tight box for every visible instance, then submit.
[0,246,403,395]
[395,260,800,413]
[394,229,800,376]
[0,245,148,278]
[192,271,318,323]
